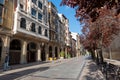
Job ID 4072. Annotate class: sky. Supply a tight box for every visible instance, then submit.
[48,0,82,34]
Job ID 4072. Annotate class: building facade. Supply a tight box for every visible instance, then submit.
[103,32,120,60]
[71,32,81,57]
[0,0,74,67]
[12,0,49,64]
[48,2,60,59]
[58,14,65,55]
[0,0,14,66]
[58,14,70,58]
[0,0,50,67]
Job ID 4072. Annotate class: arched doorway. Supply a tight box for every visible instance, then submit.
[41,44,46,61]
[0,38,2,61]
[27,42,37,63]
[9,39,21,65]
[55,47,58,58]
[49,46,52,57]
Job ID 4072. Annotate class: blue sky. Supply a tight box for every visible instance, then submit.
[48,0,82,34]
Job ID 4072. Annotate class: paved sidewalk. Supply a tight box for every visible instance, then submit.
[79,58,105,80]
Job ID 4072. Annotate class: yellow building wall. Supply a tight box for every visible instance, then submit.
[2,0,14,30]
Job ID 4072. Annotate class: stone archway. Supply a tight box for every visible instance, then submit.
[0,38,2,61]
[27,42,37,63]
[49,46,52,57]
[9,39,21,65]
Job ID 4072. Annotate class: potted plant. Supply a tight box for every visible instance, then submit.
[60,51,64,59]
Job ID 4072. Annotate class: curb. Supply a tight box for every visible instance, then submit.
[76,60,86,80]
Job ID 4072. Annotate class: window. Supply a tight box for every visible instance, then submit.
[31,8,36,17]
[32,0,37,4]
[0,0,5,5]
[20,18,26,29]
[38,13,42,20]
[0,5,3,24]
[31,23,36,32]
[45,29,48,37]
[38,26,41,34]
[38,1,42,9]
[55,26,58,32]
[20,4,23,9]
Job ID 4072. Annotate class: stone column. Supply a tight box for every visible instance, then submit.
[45,43,49,61]
[20,40,27,64]
[36,43,41,61]
[1,36,10,65]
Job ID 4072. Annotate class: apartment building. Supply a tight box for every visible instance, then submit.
[0,0,73,67]
[0,0,50,66]
[48,2,60,59]
[58,14,70,58]
[0,0,14,66]
[58,14,66,57]
[71,32,81,57]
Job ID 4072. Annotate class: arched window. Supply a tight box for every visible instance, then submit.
[31,23,36,32]
[20,18,26,29]
[45,29,48,37]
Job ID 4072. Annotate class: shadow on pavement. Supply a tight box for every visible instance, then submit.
[81,59,105,80]
[0,66,49,80]
[11,61,49,70]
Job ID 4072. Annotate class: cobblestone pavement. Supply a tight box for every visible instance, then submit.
[0,56,86,80]
[79,57,105,80]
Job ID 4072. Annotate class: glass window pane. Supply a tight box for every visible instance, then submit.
[31,23,36,32]
[45,29,48,37]
[31,8,36,17]
[38,1,42,9]
[0,5,3,24]
[0,5,3,17]
[38,26,41,34]
[20,18,26,29]
[0,0,4,5]
[32,0,37,4]
[38,13,42,20]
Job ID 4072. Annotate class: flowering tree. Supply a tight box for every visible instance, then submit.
[80,8,120,63]
[61,0,120,22]
[61,0,120,62]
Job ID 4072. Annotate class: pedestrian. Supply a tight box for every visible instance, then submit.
[3,53,10,71]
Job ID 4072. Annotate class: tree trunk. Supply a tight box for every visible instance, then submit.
[99,48,104,64]
[90,49,95,60]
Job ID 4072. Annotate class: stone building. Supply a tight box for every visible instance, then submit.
[48,2,60,59]
[58,14,70,58]
[58,14,66,56]
[0,0,71,67]
[71,38,76,57]
[71,32,81,57]
[0,0,14,66]
[0,0,50,66]
[103,33,120,60]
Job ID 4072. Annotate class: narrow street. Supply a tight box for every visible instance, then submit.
[0,56,87,80]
